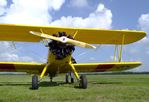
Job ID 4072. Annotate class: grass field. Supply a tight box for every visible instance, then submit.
[0,74,149,102]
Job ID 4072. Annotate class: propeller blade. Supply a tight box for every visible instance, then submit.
[66,38,96,49]
[30,31,61,42]
[30,31,96,49]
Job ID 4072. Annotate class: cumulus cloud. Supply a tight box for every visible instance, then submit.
[50,4,112,29]
[0,1,113,62]
[139,13,149,34]
[69,0,88,8]
[0,0,65,62]
[0,0,65,25]
[138,13,149,46]
[0,0,7,15]
[48,0,65,10]
[0,42,34,62]
[0,53,34,62]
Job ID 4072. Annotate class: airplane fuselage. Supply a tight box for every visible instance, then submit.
[47,51,72,75]
[45,32,75,77]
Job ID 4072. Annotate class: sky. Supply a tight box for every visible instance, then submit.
[0,0,149,72]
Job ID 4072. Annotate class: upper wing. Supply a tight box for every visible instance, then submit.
[72,62,141,72]
[0,62,45,74]
[0,24,146,44]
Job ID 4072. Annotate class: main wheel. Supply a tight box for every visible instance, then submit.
[32,75,39,90]
[65,73,69,83]
[71,77,74,83]
[65,72,74,84]
[70,72,74,83]
[79,75,87,89]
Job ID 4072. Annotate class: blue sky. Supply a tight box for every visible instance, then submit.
[0,0,149,72]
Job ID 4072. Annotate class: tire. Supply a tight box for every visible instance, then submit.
[66,72,74,84]
[79,75,87,89]
[65,74,69,83]
[71,77,74,83]
[32,75,39,90]
[70,72,74,83]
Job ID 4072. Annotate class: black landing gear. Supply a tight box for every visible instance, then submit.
[32,75,39,90]
[79,75,87,89]
[65,73,87,89]
[65,72,74,84]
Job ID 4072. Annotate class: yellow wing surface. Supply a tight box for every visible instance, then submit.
[0,24,146,44]
[0,62,45,74]
[73,62,141,72]
[0,62,141,73]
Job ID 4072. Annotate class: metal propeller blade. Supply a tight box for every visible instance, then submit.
[30,31,96,49]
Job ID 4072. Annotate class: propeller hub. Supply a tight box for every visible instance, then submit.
[60,36,68,43]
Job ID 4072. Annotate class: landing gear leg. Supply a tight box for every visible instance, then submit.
[69,63,87,89]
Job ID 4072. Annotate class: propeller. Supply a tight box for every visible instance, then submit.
[29,31,96,49]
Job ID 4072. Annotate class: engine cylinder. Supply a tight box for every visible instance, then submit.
[48,32,75,60]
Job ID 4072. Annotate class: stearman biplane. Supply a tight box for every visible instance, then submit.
[0,24,146,89]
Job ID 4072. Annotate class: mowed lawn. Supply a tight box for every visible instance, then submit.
[0,74,149,102]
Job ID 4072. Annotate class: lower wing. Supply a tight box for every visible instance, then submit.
[0,62,141,74]
[73,62,141,72]
[0,62,45,74]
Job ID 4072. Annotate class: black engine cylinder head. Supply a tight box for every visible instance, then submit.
[48,32,75,60]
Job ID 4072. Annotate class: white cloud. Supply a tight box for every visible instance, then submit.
[50,4,112,29]
[0,0,7,15]
[0,53,19,61]
[0,42,34,62]
[0,42,17,53]
[0,0,65,62]
[0,1,113,63]
[48,0,65,10]
[138,13,149,34]
[138,13,149,46]
[138,37,149,45]
[0,53,34,62]
[69,0,88,8]
[0,0,6,6]
[0,0,65,25]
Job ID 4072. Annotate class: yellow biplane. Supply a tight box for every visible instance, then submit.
[0,24,146,89]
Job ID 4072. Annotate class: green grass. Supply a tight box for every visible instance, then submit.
[0,74,149,102]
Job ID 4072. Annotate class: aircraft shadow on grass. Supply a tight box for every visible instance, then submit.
[90,81,123,85]
[0,81,67,87]
[0,82,31,86]
[0,81,123,90]
[39,81,66,87]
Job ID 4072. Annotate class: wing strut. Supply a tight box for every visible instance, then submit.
[73,30,79,38]
[118,34,125,62]
[69,62,88,89]
[69,62,80,80]
[113,45,118,61]
[113,34,125,62]
[40,64,49,79]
